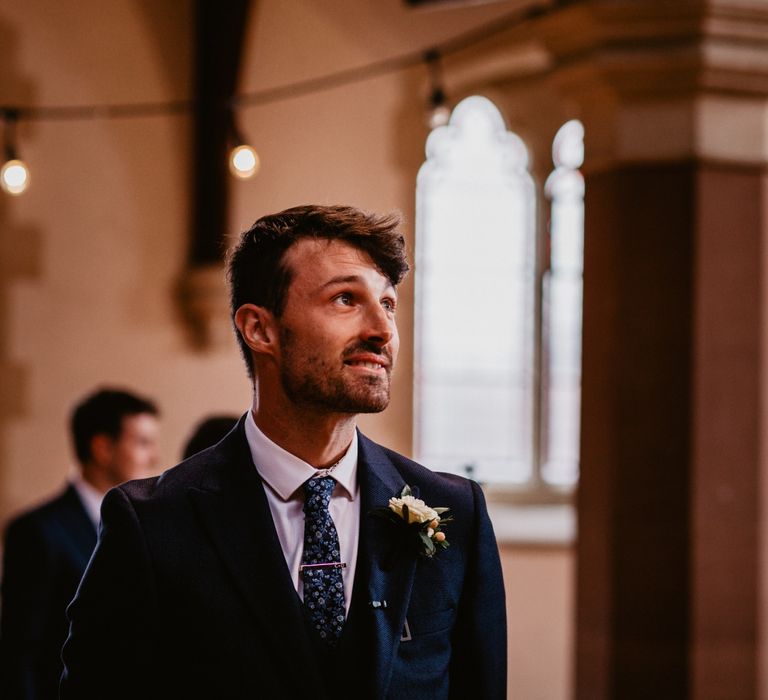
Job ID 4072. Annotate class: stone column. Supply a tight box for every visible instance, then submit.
[533,2,768,698]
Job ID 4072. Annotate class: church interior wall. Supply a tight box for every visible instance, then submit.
[0,1,577,697]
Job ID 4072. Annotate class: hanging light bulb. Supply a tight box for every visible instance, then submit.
[428,89,451,130]
[1,159,30,195]
[228,112,259,180]
[1,110,29,196]
[229,143,259,179]
[425,50,451,130]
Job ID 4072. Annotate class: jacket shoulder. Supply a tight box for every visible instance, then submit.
[117,448,220,505]
[115,420,248,508]
[4,486,78,537]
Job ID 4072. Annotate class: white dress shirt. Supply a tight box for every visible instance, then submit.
[71,474,104,528]
[244,411,360,608]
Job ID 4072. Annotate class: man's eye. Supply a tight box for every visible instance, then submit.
[334,293,353,305]
[382,298,397,313]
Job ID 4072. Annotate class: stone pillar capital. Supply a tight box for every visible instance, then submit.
[531,0,768,166]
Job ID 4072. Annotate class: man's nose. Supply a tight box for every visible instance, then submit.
[362,302,394,346]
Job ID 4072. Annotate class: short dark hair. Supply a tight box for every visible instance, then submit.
[226,204,410,377]
[70,388,159,465]
[182,415,238,460]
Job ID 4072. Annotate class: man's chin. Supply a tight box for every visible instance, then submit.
[282,371,391,414]
[338,391,390,414]
[335,386,391,414]
[355,400,389,414]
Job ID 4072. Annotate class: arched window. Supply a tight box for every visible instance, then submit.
[541,120,585,488]
[415,96,537,484]
[415,96,584,492]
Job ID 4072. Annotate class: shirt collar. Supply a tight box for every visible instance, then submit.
[71,474,105,527]
[244,410,358,501]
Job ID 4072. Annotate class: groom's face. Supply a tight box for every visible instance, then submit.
[273,238,399,415]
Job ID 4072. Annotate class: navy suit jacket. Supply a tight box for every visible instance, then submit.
[61,419,506,699]
[0,485,97,700]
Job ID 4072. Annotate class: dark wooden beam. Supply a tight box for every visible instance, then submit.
[190,0,252,266]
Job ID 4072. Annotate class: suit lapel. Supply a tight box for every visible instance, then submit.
[187,423,323,697]
[358,433,418,700]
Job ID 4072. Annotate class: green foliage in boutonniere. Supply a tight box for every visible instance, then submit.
[370,485,453,558]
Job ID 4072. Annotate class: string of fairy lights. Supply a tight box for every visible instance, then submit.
[0,1,567,197]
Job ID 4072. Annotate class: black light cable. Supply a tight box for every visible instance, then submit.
[424,49,451,128]
[0,0,572,195]
[3,1,565,122]
[1,109,30,195]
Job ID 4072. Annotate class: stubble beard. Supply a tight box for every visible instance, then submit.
[278,327,393,415]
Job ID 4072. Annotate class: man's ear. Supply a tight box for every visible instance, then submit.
[90,433,115,467]
[234,304,278,357]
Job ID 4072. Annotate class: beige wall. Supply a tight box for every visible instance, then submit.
[1,0,541,507]
[0,1,573,697]
[503,545,574,700]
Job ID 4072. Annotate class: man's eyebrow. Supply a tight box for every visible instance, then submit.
[317,274,397,295]
[320,275,362,289]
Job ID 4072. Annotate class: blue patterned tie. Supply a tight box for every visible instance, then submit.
[301,476,346,645]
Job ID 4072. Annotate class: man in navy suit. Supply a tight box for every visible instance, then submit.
[0,388,159,700]
[61,205,506,699]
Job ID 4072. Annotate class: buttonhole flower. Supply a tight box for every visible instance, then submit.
[370,485,452,558]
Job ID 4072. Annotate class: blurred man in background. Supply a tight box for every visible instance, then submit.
[0,387,159,700]
[181,415,238,460]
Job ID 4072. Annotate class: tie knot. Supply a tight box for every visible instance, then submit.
[304,476,335,514]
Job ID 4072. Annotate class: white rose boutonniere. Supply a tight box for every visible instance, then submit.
[371,485,453,558]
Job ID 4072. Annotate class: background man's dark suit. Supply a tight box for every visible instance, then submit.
[62,418,506,699]
[0,485,97,699]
